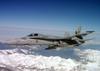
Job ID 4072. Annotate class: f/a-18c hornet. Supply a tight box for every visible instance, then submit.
[4,26,95,50]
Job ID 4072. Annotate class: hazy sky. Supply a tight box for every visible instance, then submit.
[0,0,100,41]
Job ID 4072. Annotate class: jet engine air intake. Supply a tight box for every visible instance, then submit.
[53,41,59,45]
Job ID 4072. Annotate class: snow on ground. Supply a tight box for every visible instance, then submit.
[74,48,100,63]
[0,50,100,71]
[0,53,82,71]
[74,48,100,71]
[0,44,100,71]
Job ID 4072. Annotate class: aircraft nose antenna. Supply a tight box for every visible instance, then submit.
[4,41,8,44]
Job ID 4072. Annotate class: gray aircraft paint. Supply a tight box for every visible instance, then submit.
[4,26,95,50]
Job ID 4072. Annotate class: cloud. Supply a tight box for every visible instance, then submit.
[74,48,100,70]
[74,48,100,63]
[0,26,68,33]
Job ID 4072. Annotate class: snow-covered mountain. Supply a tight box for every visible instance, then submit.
[0,42,100,71]
[0,53,84,71]
[74,48,100,71]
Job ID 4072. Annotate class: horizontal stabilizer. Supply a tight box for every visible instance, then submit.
[86,31,95,33]
[79,31,95,37]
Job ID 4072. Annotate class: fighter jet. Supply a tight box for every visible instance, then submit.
[4,26,95,50]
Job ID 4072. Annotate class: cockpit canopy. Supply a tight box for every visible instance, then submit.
[27,33,43,36]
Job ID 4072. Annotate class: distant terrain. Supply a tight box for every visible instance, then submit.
[0,42,100,71]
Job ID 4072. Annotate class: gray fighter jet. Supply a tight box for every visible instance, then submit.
[4,26,95,50]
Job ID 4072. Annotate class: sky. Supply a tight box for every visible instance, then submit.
[0,0,100,41]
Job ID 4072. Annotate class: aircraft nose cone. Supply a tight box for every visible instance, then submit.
[4,41,8,44]
[3,39,19,45]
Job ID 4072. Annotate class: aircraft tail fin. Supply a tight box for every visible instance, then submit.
[64,32,70,37]
[73,26,81,36]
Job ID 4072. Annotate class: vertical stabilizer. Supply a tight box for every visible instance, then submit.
[73,26,81,36]
[64,32,70,37]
